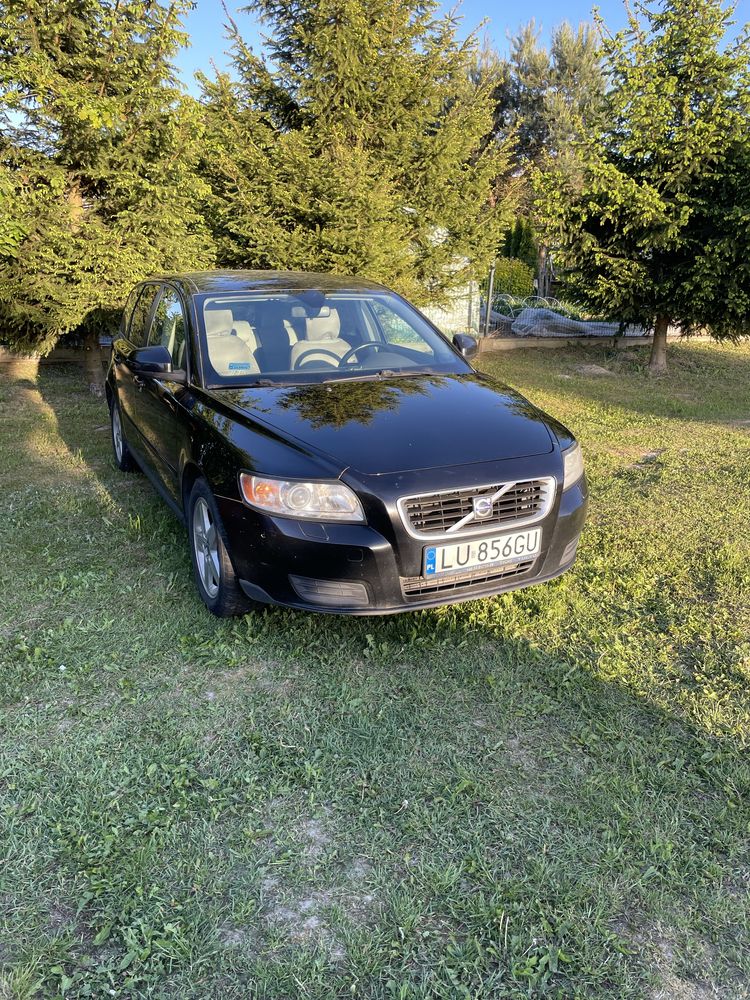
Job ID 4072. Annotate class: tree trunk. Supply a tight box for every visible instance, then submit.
[82,330,105,396]
[537,244,550,298]
[649,315,669,374]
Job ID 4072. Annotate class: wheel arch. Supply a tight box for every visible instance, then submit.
[180,461,204,516]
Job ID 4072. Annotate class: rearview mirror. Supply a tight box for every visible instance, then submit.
[453,333,478,359]
[129,345,186,383]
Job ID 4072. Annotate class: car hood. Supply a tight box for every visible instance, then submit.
[212,372,555,476]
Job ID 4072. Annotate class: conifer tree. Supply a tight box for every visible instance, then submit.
[535,0,750,371]
[485,21,604,291]
[200,0,515,305]
[502,218,537,270]
[491,21,605,175]
[546,23,606,165]
[0,0,213,358]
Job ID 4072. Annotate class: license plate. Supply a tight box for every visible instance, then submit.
[423,527,541,576]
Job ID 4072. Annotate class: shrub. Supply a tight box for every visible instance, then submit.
[493,257,535,298]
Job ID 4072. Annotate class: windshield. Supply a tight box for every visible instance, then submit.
[197,290,468,386]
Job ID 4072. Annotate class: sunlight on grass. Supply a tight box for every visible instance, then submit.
[0,346,748,999]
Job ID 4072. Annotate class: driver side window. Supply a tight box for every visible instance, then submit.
[148,287,187,369]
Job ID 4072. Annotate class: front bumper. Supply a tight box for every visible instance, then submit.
[215,471,588,615]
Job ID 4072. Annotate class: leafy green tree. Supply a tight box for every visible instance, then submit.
[0,0,213,363]
[535,0,750,371]
[0,165,25,261]
[199,0,515,305]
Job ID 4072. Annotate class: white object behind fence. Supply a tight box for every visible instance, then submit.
[510,307,645,338]
[482,296,651,338]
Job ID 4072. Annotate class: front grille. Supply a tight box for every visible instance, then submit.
[399,478,554,538]
[401,559,534,599]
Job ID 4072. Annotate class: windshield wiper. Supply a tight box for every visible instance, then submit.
[231,370,449,388]
[321,368,444,384]
[240,378,297,388]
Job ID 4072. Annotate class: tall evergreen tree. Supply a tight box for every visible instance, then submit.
[492,21,605,175]
[535,0,750,371]
[484,21,604,291]
[502,217,537,269]
[503,22,553,169]
[0,0,213,358]
[546,23,607,164]
[199,0,515,305]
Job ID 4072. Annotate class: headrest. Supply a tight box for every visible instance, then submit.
[204,309,234,337]
[231,320,258,350]
[305,308,341,342]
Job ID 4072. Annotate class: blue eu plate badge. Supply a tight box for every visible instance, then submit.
[424,547,437,576]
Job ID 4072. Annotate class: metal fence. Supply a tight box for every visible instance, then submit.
[420,279,481,336]
[477,259,648,339]
[481,294,647,339]
[419,267,651,340]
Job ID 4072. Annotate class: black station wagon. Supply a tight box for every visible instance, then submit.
[106,271,587,616]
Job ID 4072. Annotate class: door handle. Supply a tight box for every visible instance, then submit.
[134,375,146,390]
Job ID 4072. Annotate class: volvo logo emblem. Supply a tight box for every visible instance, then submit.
[472,495,494,519]
[445,482,517,534]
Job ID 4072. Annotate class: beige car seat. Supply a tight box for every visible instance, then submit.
[231,320,260,355]
[290,309,350,370]
[204,308,260,376]
[284,319,300,346]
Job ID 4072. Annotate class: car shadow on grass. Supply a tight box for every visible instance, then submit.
[20,357,749,999]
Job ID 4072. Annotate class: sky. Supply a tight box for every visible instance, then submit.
[174,0,750,91]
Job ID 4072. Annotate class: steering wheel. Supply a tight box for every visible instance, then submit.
[339,342,415,367]
[292,346,349,370]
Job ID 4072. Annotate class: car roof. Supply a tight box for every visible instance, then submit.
[151,270,391,296]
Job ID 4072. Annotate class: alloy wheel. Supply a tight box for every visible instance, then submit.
[112,404,124,462]
[193,497,221,598]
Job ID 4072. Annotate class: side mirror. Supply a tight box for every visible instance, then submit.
[129,345,186,383]
[453,333,479,360]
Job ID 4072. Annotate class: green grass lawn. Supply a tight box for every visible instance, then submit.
[1,342,749,999]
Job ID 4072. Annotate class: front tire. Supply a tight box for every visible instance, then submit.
[188,479,253,617]
[110,395,138,472]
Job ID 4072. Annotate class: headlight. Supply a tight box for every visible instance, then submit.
[239,473,365,522]
[562,442,585,490]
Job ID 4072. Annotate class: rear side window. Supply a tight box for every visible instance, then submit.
[119,288,140,338]
[127,285,160,347]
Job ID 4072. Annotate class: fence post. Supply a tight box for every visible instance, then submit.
[483,260,496,338]
[537,245,551,298]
